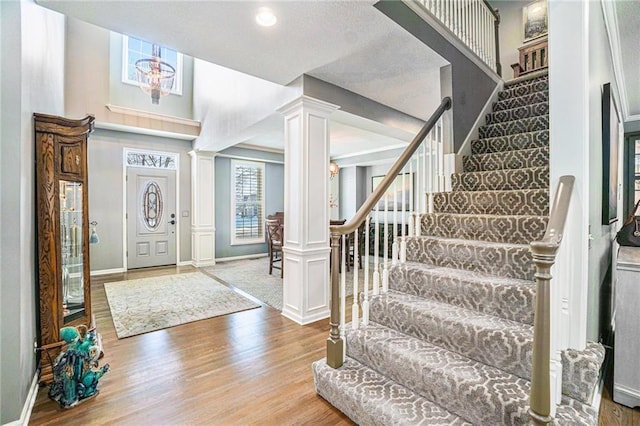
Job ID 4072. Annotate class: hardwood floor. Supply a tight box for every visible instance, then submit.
[29,266,352,425]
[29,266,639,425]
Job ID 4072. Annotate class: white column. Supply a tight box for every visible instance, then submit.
[278,96,339,325]
[189,150,216,267]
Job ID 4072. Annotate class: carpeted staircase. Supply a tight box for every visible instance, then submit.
[313,71,605,425]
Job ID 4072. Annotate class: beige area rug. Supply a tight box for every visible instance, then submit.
[104,272,259,338]
[203,257,378,312]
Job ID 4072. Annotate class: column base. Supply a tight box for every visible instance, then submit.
[281,246,331,325]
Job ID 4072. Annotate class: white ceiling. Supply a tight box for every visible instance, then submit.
[38,0,448,158]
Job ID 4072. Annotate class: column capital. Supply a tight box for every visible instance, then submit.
[277,95,340,117]
[188,149,216,159]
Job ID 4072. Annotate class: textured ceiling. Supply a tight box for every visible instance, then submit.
[614,1,640,117]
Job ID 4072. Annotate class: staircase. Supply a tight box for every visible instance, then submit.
[313,71,605,425]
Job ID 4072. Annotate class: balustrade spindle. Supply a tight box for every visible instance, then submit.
[340,234,346,358]
[382,188,389,293]
[408,160,414,237]
[400,169,407,263]
[392,177,398,265]
[422,143,427,214]
[373,207,380,296]
[362,215,370,325]
[352,228,359,330]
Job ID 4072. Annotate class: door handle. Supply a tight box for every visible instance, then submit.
[169,220,176,225]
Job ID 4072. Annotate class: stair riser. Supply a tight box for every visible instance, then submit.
[479,115,548,138]
[464,147,548,172]
[367,295,533,380]
[420,214,547,244]
[389,265,535,324]
[451,167,549,192]
[486,102,549,125]
[346,326,533,425]
[494,91,548,112]
[504,75,548,90]
[312,359,471,426]
[404,236,535,281]
[433,190,549,216]
[498,80,549,100]
[471,130,549,155]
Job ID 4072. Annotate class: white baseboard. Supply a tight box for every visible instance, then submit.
[214,253,268,263]
[90,267,125,276]
[4,372,39,426]
[177,260,193,266]
[591,371,606,412]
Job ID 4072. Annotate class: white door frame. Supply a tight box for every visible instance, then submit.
[122,148,180,270]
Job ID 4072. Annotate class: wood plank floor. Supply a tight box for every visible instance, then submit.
[29,266,639,425]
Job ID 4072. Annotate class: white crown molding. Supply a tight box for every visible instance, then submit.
[105,104,201,128]
[235,142,284,154]
[95,121,197,141]
[331,143,408,162]
[601,1,630,121]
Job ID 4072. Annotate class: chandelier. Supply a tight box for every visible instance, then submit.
[135,44,176,104]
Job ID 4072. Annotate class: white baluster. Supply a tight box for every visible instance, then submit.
[373,207,380,295]
[352,227,359,330]
[382,188,389,293]
[340,233,346,358]
[439,119,445,193]
[401,169,407,264]
[392,176,398,266]
[476,0,481,56]
[363,215,370,325]
[408,159,414,237]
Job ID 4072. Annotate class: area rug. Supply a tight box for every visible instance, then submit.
[203,257,377,312]
[104,272,259,338]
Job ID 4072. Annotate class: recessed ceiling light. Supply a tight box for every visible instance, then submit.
[256,8,277,27]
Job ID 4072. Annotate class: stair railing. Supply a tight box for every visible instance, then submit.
[414,0,502,76]
[326,96,452,368]
[529,175,575,425]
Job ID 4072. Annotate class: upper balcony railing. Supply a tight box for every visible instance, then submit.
[415,0,502,76]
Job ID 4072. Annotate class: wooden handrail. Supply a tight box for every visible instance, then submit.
[325,96,452,369]
[529,175,575,424]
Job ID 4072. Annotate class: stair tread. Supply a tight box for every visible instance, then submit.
[422,212,548,220]
[313,357,471,425]
[394,261,535,286]
[472,129,549,145]
[503,70,548,87]
[480,114,548,130]
[453,165,548,178]
[390,261,536,324]
[467,145,547,158]
[344,322,597,425]
[486,100,549,117]
[408,235,530,248]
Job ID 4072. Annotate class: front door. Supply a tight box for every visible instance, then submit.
[127,167,177,269]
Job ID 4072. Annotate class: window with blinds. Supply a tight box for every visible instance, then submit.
[231,160,265,245]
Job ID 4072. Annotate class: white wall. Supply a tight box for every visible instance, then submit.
[492,1,531,79]
[88,130,193,272]
[0,0,65,422]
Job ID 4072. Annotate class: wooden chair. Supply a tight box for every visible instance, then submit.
[265,218,284,278]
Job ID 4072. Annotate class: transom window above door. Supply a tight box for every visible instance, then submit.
[122,35,183,95]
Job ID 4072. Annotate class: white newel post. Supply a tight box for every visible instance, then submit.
[189,150,216,267]
[278,96,339,325]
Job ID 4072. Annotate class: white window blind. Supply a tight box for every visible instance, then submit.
[121,35,183,95]
[231,160,265,245]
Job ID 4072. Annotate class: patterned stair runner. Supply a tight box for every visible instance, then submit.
[313,71,605,425]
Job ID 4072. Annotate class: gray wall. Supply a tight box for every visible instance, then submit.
[215,147,284,259]
[586,3,619,342]
[375,1,498,151]
[0,1,65,422]
[88,129,192,271]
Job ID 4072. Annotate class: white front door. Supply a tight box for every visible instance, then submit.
[127,167,177,269]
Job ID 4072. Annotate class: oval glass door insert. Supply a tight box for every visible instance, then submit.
[141,181,163,230]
